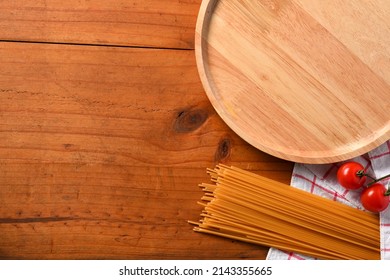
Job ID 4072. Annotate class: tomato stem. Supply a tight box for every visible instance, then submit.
[357,171,376,181]
[385,189,390,196]
[357,170,390,187]
[367,173,390,187]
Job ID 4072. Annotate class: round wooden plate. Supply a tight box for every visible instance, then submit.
[195,0,390,163]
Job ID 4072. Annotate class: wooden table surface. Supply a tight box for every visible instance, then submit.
[0,0,293,259]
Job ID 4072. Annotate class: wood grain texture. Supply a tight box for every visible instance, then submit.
[195,0,390,163]
[0,42,293,259]
[0,0,201,49]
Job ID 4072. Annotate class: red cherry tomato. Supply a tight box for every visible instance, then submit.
[360,183,390,213]
[337,162,366,190]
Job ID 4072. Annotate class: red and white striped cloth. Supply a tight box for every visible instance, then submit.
[266,140,390,260]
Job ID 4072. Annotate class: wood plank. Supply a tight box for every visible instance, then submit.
[0,42,293,259]
[0,0,201,49]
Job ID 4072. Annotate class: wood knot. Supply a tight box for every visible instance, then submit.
[63,143,74,149]
[215,138,232,162]
[173,108,208,133]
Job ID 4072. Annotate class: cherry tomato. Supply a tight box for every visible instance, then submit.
[337,162,366,190]
[360,183,390,213]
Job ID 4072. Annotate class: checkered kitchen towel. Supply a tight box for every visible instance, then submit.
[267,140,390,260]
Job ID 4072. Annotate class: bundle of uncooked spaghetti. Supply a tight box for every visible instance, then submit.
[189,165,380,260]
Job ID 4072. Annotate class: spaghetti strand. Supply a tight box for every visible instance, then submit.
[190,165,380,260]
